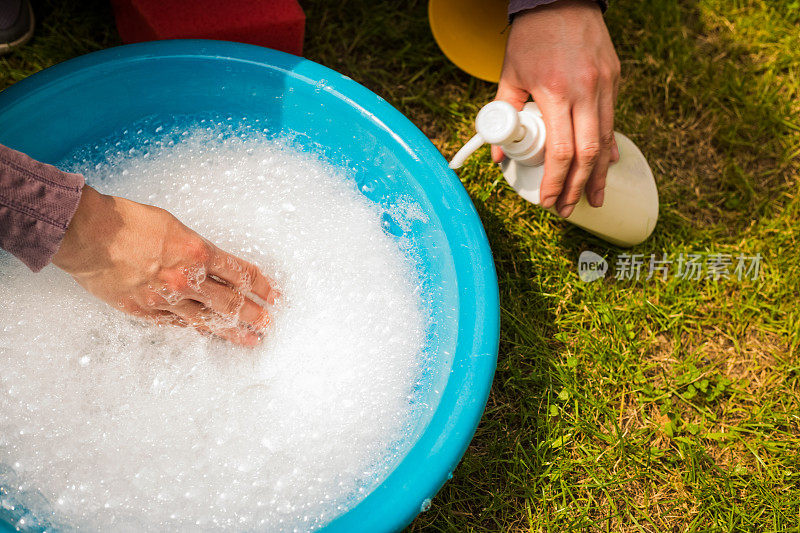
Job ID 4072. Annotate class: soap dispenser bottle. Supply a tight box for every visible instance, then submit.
[450,101,659,247]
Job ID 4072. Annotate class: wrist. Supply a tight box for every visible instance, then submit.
[52,185,114,275]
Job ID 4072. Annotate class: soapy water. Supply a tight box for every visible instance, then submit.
[0,116,431,531]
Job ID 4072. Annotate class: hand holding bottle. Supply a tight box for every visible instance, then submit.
[495,0,621,217]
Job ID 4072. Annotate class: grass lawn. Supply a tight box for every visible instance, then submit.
[2,0,799,531]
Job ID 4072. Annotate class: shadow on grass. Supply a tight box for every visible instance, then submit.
[608,0,798,244]
[407,201,560,532]
[0,0,119,91]
[408,0,800,529]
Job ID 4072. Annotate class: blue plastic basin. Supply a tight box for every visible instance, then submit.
[0,40,499,532]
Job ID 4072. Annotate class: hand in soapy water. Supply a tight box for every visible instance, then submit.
[52,185,275,347]
[495,0,621,218]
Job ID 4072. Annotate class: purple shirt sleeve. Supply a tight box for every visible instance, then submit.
[509,0,608,18]
[0,143,85,272]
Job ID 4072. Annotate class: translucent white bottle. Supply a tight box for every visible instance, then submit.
[450,101,659,247]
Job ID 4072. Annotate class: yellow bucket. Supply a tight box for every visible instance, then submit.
[428,0,509,83]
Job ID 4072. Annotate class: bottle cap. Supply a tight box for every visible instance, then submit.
[475,101,524,145]
[449,101,545,169]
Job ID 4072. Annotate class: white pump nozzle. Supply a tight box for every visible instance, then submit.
[449,101,546,170]
[449,133,484,170]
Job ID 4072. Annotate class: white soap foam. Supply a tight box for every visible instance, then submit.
[0,118,430,531]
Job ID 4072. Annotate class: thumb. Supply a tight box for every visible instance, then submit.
[491,145,505,164]
[492,78,530,163]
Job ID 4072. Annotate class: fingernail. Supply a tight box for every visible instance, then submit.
[591,189,605,207]
[541,195,557,208]
[559,204,575,218]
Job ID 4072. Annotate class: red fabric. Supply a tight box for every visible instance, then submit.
[0,144,84,272]
[112,0,306,56]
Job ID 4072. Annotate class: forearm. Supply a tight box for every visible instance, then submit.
[0,143,85,272]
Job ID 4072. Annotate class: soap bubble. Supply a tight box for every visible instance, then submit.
[0,118,430,532]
